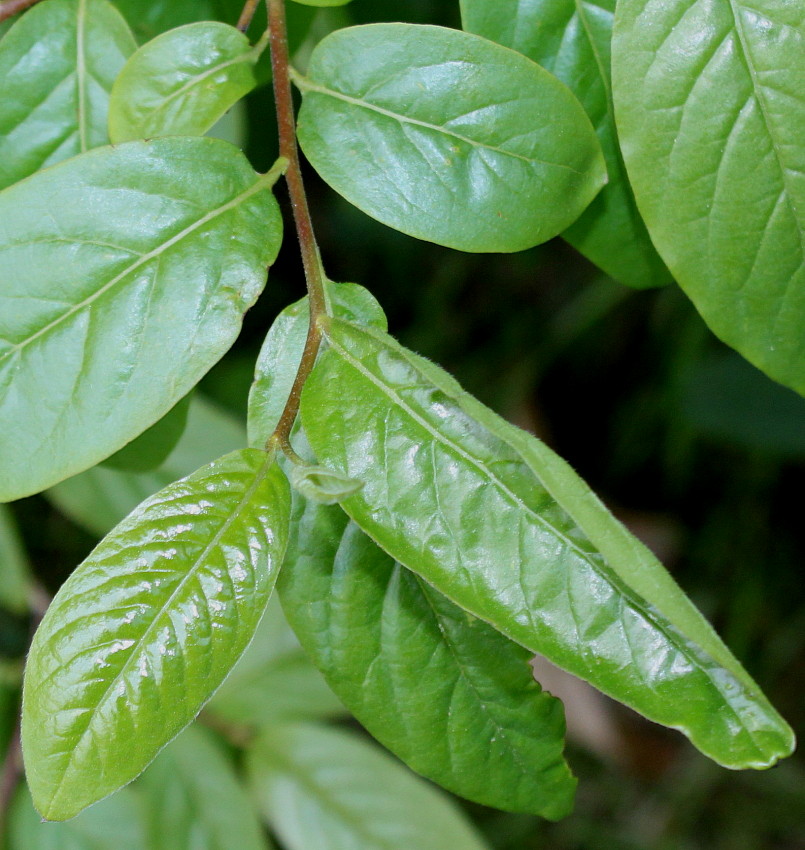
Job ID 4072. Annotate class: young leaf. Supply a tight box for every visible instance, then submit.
[278,499,576,818]
[289,464,363,504]
[108,22,260,144]
[246,722,488,850]
[0,0,136,190]
[461,0,670,289]
[612,0,805,393]
[295,23,606,253]
[300,318,795,769]
[138,724,271,850]
[22,449,290,820]
[0,138,283,502]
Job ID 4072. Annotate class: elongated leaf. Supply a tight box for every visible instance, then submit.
[0,504,31,613]
[295,23,606,253]
[461,0,669,288]
[22,449,290,820]
[138,724,271,850]
[300,318,795,769]
[9,784,147,850]
[279,499,575,817]
[247,723,488,850]
[0,137,282,502]
[109,23,260,143]
[0,0,136,190]
[612,0,805,392]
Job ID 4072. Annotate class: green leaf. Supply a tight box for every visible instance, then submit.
[0,504,32,613]
[0,137,283,502]
[248,281,386,447]
[612,0,805,392]
[108,22,260,144]
[208,595,345,725]
[291,0,351,6]
[48,396,245,538]
[289,464,363,504]
[461,0,670,288]
[300,318,795,769]
[8,783,147,849]
[113,0,216,43]
[102,394,192,473]
[0,0,136,190]
[138,724,271,850]
[278,499,576,818]
[246,722,489,850]
[295,23,606,253]
[22,449,290,820]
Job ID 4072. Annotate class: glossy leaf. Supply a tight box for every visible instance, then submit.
[461,0,670,288]
[48,396,245,538]
[108,23,260,144]
[0,0,136,190]
[9,784,146,849]
[0,504,31,613]
[246,722,488,850]
[279,499,576,817]
[22,449,290,820]
[138,724,271,850]
[0,137,283,502]
[248,281,386,447]
[295,23,606,253]
[300,318,795,769]
[208,595,345,725]
[612,0,805,392]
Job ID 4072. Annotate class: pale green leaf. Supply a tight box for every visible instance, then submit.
[289,465,363,504]
[0,138,282,502]
[246,722,489,850]
[108,22,259,144]
[22,449,290,820]
[138,724,271,850]
[279,498,576,818]
[0,0,136,190]
[295,23,606,253]
[300,318,795,769]
[0,504,32,613]
[612,0,805,392]
[461,0,670,288]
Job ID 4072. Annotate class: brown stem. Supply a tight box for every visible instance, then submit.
[267,0,328,448]
[236,0,261,33]
[0,0,42,23]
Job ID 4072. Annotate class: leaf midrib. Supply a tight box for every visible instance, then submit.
[76,0,88,153]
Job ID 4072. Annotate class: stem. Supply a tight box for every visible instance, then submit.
[0,0,41,23]
[237,0,261,33]
[267,0,328,448]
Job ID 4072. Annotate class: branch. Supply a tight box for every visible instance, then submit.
[0,0,42,24]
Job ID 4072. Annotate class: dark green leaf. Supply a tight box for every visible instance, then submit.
[0,138,282,502]
[113,0,216,43]
[300,318,795,769]
[0,504,31,613]
[612,0,805,392]
[279,499,576,818]
[461,0,670,288]
[22,449,290,820]
[246,722,488,850]
[108,22,260,143]
[138,724,271,850]
[0,0,136,190]
[295,23,606,253]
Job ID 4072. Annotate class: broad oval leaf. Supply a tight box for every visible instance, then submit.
[278,499,576,818]
[0,137,282,502]
[108,22,260,144]
[0,0,136,190]
[295,23,606,253]
[138,724,271,850]
[22,448,290,820]
[612,0,805,393]
[246,722,488,850]
[461,0,670,288]
[300,318,795,769]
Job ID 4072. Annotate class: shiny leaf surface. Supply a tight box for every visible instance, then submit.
[0,138,282,502]
[108,22,259,143]
[612,0,805,392]
[0,0,136,190]
[461,0,670,288]
[246,722,488,850]
[22,449,290,820]
[279,499,576,817]
[300,318,795,768]
[295,24,606,253]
